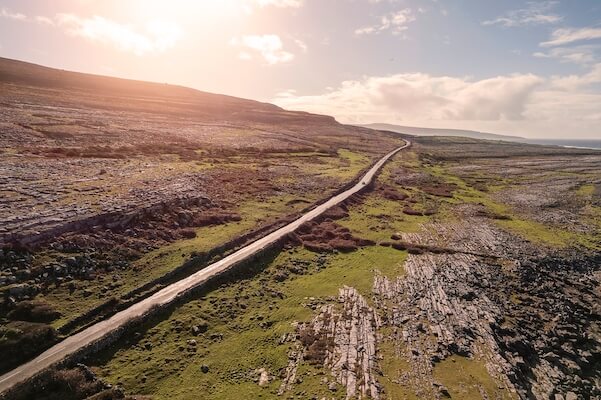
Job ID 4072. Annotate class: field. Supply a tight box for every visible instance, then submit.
[0,57,402,374]
[56,140,601,399]
[1,58,600,400]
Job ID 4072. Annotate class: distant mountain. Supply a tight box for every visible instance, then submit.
[359,123,523,141]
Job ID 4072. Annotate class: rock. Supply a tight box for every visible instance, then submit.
[328,382,337,392]
[565,392,578,400]
[257,368,269,386]
[438,385,451,398]
[200,364,209,373]
[8,283,34,298]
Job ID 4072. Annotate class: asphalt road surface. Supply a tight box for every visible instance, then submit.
[0,139,410,394]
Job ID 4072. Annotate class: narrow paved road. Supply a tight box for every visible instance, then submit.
[0,140,410,394]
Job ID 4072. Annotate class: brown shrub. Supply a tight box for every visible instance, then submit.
[381,187,409,201]
[403,207,424,216]
[8,300,61,323]
[328,239,358,252]
[179,228,197,239]
[321,205,349,220]
[49,368,105,399]
[299,328,329,365]
[391,242,408,251]
[422,184,456,198]
[303,241,332,253]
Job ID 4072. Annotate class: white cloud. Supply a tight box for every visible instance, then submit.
[541,26,601,47]
[0,7,27,21]
[53,14,182,56]
[230,34,295,64]
[0,8,182,55]
[34,15,55,25]
[274,72,543,123]
[355,8,416,36]
[273,67,601,137]
[252,0,303,7]
[533,45,598,65]
[482,1,562,27]
[549,63,601,90]
[295,39,308,53]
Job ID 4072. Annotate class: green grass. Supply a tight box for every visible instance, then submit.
[89,157,418,398]
[339,196,425,243]
[314,148,371,180]
[433,355,516,400]
[427,164,600,250]
[91,243,409,399]
[45,194,317,329]
[378,338,420,400]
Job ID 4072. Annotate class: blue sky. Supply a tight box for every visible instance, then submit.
[1,0,601,138]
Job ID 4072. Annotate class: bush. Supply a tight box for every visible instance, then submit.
[8,300,61,323]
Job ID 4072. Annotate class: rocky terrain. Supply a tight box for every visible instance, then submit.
[0,57,401,375]
[1,58,600,400]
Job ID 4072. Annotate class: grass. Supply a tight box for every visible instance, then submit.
[313,149,371,180]
[428,163,600,249]
[378,338,420,400]
[433,355,515,400]
[576,183,596,197]
[339,196,425,242]
[87,148,558,399]
[89,156,419,398]
[91,243,409,399]
[44,194,317,329]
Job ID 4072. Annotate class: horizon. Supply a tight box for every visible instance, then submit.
[1,0,600,139]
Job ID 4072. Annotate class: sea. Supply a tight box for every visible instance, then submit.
[521,139,601,150]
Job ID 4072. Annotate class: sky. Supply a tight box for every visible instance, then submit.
[1,0,601,139]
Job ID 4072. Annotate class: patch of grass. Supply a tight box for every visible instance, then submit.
[91,242,407,399]
[433,355,515,400]
[314,149,371,180]
[339,196,426,243]
[45,194,315,329]
[429,164,600,249]
[576,184,596,197]
[378,338,420,400]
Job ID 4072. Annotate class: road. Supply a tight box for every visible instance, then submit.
[0,139,410,394]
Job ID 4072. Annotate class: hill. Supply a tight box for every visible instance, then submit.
[360,123,523,141]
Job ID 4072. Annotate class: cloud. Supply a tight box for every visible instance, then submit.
[273,72,543,123]
[0,8,182,55]
[230,34,295,64]
[294,39,308,53]
[252,0,303,7]
[533,45,598,65]
[0,7,27,21]
[53,14,182,56]
[549,63,601,90]
[274,66,601,137]
[34,15,55,25]
[541,26,601,47]
[355,8,416,36]
[482,1,562,27]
